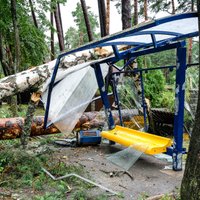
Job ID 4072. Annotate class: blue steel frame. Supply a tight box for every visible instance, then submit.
[43,12,198,171]
[92,63,115,130]
[43,12,198,128]
[110,44,187,171]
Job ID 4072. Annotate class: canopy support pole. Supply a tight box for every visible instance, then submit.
[93,63,115,130]
[172,46,187,171]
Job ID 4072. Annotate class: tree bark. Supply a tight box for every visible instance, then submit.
[28,0,38,28]
[50,11,55,60]
[0,34,10,76]
[20,93,41,147]
[180,1,200,199]
[10,0,20,117]
[57,2,64,41]
[80,0,94,41]
[97,0,107,37]
[0,109,138,140]
[171,0,176,15]
[54,5,65,51]
[106,0,110,35]
[143,0,148,21]
[11,0,20,72]
[133,0,138,26]
[121,0,131,30]
[0,46,127,101]
[188,38,193,64]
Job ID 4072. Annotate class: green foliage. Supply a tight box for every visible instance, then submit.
[71,189,88,200]
[65,2,99,49]
[0,104,45,118]
[0,0,48,72]
[0,149,42,188]
[118,77,141,110]
[0,144,94,199]
[191,41,199,63]
[144,70,174,108]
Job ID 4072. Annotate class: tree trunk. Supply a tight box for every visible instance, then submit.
[50,11,55,60]
[54,5,65,51]
[80,0,94,41]
[133,0,138,26]
[97,0,107,37]
[11,0,20,72]
[0,46,127,101]
[0,109,138,140]
[191,0,195,11]
[171,0,175,14]
[121,0,131,30]
[28,0,38,28]
[0,34,10,76]
[20,93,41,147]
[106,0,110,35]
[10,0,20,117]
[143,0,148,21]
[180,1,200,199]
[57,2,64,41]
[188,38,193,64]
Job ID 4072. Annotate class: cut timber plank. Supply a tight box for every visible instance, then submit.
[101,125,172,155]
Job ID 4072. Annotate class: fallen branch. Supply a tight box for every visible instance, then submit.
[146,193,175,200]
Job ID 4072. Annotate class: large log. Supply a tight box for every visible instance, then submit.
[0,46,125,101]
[0,109,139,140]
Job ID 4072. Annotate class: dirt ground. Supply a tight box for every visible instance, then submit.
[0,139,184,200]
[52,142,184,200]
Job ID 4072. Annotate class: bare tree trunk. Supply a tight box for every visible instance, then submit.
[20,93,40,148]
[50,11,55,60]
[97,0,107,37]
[0,34,9,76]
[57,2,64,41]
[10,0,20,117]
[54,5,65,51]
[171,0,175,14]
[106,0,110,35]
[11,0,20,72]
[80,0,94,41]
[28,0,38,28]
[191,0,195,11]
[188,38,193,64]
[180,1,200,199]
[133,0,138,26]
[122,0,131,30]
[143,0,148,21]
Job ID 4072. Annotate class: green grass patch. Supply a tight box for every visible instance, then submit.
[0,146,96,199]
[0,104,45,118]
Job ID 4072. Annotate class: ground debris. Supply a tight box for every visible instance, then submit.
[100,169,134,180]
[42,167,119,196]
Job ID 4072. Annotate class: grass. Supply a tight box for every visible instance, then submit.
[0,104,45,118]
[0,142,112,200]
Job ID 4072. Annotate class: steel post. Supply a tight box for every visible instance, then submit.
[93,63,115,130]
[172,46,187,171]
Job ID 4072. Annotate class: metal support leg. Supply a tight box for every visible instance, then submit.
[93,63,115,130]
[172,47,187,171]
[111,75,123,126]
[140,71,148,131]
